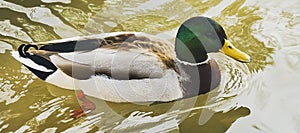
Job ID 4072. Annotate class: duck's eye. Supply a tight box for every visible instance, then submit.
[228,46,233,49]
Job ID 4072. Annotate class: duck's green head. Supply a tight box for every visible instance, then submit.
[175,16,251,64]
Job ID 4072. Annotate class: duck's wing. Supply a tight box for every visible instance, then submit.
[33,32,175,57]
[20,32,177,80]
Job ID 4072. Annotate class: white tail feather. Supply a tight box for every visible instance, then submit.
[11,51,53,72]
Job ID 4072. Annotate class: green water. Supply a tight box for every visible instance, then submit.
[0,0,299,132]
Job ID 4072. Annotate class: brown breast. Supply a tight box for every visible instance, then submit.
[178,59,221,98]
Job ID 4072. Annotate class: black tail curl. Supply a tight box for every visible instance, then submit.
[17,44,57,80]
[18,44,39,58]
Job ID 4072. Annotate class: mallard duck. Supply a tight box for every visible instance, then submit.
[12,16,251,117]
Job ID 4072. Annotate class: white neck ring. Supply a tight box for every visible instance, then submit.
[176,56,211,66]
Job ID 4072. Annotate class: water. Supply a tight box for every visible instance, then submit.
[0,0,299,132]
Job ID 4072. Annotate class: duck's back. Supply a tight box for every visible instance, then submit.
[12,32,185,102]
[44,32,176,80]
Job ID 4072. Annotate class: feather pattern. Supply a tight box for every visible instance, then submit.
[12,32,184,102]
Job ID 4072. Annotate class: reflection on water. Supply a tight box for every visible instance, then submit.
[0,0,299,132]
[216,0,274,73]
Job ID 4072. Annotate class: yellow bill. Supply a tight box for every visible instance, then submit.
[220,39,251,63]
